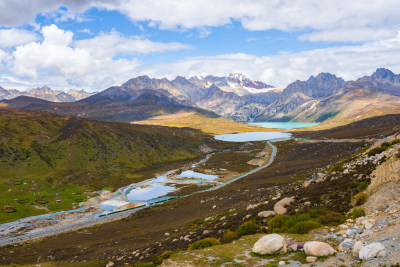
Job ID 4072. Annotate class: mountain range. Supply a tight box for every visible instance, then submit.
[1,69,400,125]
[0,86,94,102]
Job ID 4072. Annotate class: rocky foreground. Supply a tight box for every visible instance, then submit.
[161,138,400,266]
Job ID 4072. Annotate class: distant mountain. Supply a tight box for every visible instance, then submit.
[0,86,95,102]
[3,69,400,124]
[259,68,400,123]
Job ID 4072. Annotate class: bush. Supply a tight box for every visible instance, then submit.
[331,164,344,172]
[236,220,260,237]
[354,192,366,205]
[135,262,153,267]
[268,214,311,233]
[318,212,345,225]
[288,221,322,234]
[358,182,368,192]
[222,230,236,243]
[188,238,221,250]
[368,147,386,157]
[391,139,400,145]
[307,208,329,218]
[159,250,175,260]
[350,207,366,219]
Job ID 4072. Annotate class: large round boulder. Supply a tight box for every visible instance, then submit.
[304,241,336,256]
[252,234,287,255]
[359,243,385,260]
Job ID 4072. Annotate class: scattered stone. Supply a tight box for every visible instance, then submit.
[304,201,311,206]
[106,262,114,267]
[258,210,275,218]
[306,256,317,263]
[279,261,285,265]
[339,224,349,230]
[288,244,298,251]
[359,243,385,260]
[273,197,294,215]
[252,234,287,255]
[164,232,170,236]
[203,230,210,235]
[304,241,336,256]
[346,226,362,237]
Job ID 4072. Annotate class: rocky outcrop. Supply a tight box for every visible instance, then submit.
[257,211,275,218]
[252,234,287,255]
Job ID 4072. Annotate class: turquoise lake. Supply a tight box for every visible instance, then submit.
[214,132,292,142]
[249,122,318,129]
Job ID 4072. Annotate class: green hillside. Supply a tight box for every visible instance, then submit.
[0,109,228,223]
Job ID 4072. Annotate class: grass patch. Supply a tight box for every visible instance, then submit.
[188,238,221,251]
[354,192,366,205]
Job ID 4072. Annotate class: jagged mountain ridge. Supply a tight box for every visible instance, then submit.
[0,86,95,102]
[260,68,400,123]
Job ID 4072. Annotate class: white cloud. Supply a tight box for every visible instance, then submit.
[7,24,191,90]
[140,32,400,88]
[0,28,39,48]
[75,30,193,58]
[1,1,400,43]
[299,28,398,43]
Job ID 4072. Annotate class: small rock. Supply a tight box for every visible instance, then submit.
[258,210,275,218]
[203,230,210,235]
[339,224,349,230]
[164,232,170,236]
[106,262,114,267]
[304,241,336,256]
[346,226,362,237]
[304,201,311,206]
[306,256,317,263]
[288,244,298,251]
[359,242,385,260]
[252,234,287,255]
[279,261,285,265]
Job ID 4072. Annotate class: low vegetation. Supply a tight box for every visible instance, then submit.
[268,209,345,234]
[188,238,221,250]
[350,207,366,219]
[236,220,261,237]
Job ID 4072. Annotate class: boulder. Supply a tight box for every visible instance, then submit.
[258,210,275,218]
[252,234,287,255]
[306,256,317,263]
[304,241,336,256]
[352,241,364,258]
[359,243,385,260]
[273,197,294,215]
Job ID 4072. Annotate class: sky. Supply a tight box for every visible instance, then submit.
[0,0,400,92]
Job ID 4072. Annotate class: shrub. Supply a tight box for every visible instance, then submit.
[358,182,368,192]
[331,164,344,172]
[188,238,221,250]
[236,220,260,236]
[288,221,322,234]
[307,208,329,218]
[135,262,153,267]
[318,212,345,226]
[159,250,175,260]
[354,192,366,205]
[391,139,400,145]
[222,230,236,243]
[368,147,386,157]
[350,207,366,219]
[268,214,310,233]
[268,215,290,233]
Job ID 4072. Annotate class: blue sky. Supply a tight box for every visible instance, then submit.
[0,0,400,91]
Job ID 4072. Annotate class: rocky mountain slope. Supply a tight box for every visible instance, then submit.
[260,68,400,123]
[0,86,94,102]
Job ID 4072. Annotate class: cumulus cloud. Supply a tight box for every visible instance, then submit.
[7,24,192,90]
[0,28,39,48]
[140,32,400,87]
[1,1,400,43]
